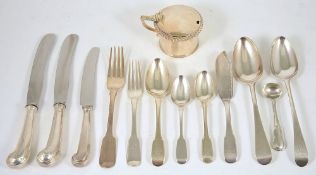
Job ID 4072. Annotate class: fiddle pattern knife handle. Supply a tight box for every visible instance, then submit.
[37,103,65,167]
[6,105,37,168]
[72,106,93,167]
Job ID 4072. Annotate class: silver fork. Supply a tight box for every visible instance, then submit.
[126,60,143,166]
[99,47,125,168]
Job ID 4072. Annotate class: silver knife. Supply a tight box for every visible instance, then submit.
[71,47,99,167]
[216,51,238,163]
[6,34,56,168]
[36,34,78,167]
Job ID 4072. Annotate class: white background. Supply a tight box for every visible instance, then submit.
[0,0,315,174]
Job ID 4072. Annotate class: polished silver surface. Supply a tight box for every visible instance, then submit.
[171,75,190,164]
[37,34,78,167]
[126,60,143,166]
[54,34,79,104]
[271,36,308,167]
[80,47,100,107]
[262,83,287,151]
[145,58,170,166]
[72,47,99,167]
[27,34,57,106]
[216,51,237,163]
[233,37,272,165]
[99,47,125,168]
[7,34,56,168]
[195,71,215,163]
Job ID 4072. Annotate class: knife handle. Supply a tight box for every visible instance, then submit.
[37,103,65,167]
[6,105,37,168]
[72,106,93,167]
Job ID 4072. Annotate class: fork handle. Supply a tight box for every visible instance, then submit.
[106,90,117,136]
[99,90,117,168]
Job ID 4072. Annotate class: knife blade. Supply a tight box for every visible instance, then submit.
[216,51,233,100]
[7,34,56,168]
[72,47,99,167]
[37,34,78,167]
[216,51,237,163]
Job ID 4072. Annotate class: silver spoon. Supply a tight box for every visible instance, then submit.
[271,36,308,167]
[262,83,287,151]
[145,58,170,166]
[195,71,215,163]
[232,37,272,165]
[171,75,190,164]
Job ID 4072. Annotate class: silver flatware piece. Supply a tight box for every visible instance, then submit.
[99,47,125,168]
[6,34,56,168]
[271,36,308,167]
[232,37,272,165]
[72,47,99,167]
[37,34,78,167]
[216,51,237,163]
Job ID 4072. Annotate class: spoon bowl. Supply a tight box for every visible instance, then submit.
[262,83,283,99]
[233,37,263,84]
[271,36,298,80]
[171,75,190,107]
[195,71,215,102]
[145,58,170,97]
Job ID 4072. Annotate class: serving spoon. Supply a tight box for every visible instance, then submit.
[145,58,170,166]
[232,37,272,165]
[195,71,215,163]
[271,36,308,167]
[171,75,190,164]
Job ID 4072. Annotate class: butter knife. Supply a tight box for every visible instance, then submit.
[71,47,99,167]
[6,34,56,168]
[36,34,78,167]
[216,51,238,163]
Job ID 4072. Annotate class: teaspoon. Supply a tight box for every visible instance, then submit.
[171,75,190,164]
[195,71,215,163]
[271,36,308,167]
[262,83,287,151]
[232,37,272,165]
[145,58,170,166]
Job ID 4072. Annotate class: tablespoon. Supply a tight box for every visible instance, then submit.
[171,75,190,164]
[262,83,287,151]
[232,37,272,165]
[271,36,308,167]
[195,71,215,163]
[145,58,170,166]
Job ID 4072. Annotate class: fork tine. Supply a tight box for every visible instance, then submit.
[132,60,136,90]
[128,60,131,90]
[108,47,112,77]
[121,47,125,77]
[117,47,121,77]
[137,60,141,89]
[113,47,118,77]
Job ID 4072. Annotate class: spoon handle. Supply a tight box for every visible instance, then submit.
[249,84,272,165]
[223,100,237,163]
[151,98,165,166]
[201,102,213,163]
[176,107,188,164]
[284,80,308,167]
[271,100,287,151]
